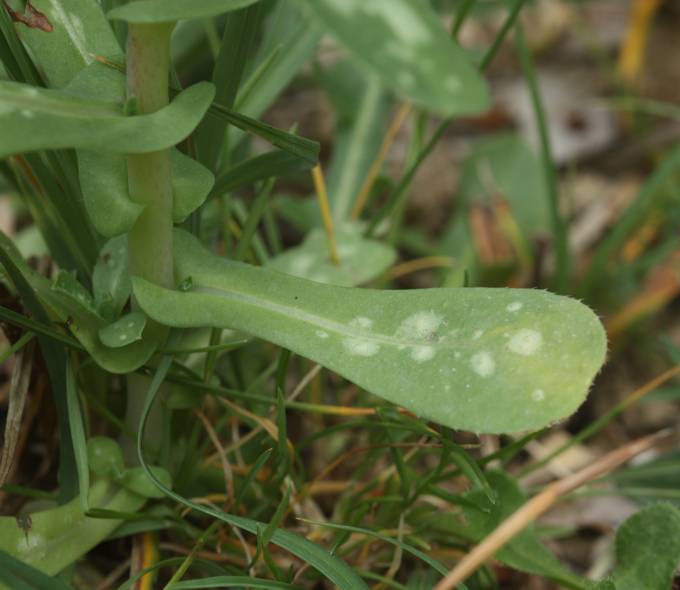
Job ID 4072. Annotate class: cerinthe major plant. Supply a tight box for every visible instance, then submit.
[0,0,607,587]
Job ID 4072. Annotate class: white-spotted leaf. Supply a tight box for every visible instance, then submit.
[266,224,396,286]
[98,312,146,348]
[292,0,488,116]
[133,230,607,434]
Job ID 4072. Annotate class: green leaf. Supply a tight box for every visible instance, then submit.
[107,0,260,23]
[235,1,320,121]
[116,466,172,499]
[133,230,607,434]
[52,270,96,313]
[98,312,146,348]
[171,149,215,223]
[266,223,396,286]
[0,480,145,576]
[292,0,489,116]
[0,549,74,590]
[65,360,90,512]
[79,150,145,238]
[212,150,313,197]
[611,504,680,590]
[0,80,215,158]
[80,147,214,237]
[0,234,157,373]
[457,134,550,235]
[195,1,264,171]
[463,471,593,589]
[206,101,319,164]
[92,235,131,318]
[13,0,123,88]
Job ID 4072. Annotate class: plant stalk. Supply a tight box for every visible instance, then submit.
[124,21,175,462]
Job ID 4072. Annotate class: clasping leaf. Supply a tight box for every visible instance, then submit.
[133,230,607,434]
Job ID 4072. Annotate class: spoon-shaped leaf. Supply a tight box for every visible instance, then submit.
[0,80,215,158]
[266,223,396,286]
[134,230,607,434]
[291,0,488,116]
[108,0,260,23]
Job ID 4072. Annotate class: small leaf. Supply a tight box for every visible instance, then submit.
[0,80,215,157]
[79,150,145,238]
[0,234,157,373]
[266,223,396,286]
[133,230,607,434]
[81,148,215,236]
[292,0,489,116]
[116,466,171,499]
[92,235,131,318]
[612,504,680,590]
[52,270,96,312]
[98,312,146,348]
[108,0,260,23]
[171,149,215,223]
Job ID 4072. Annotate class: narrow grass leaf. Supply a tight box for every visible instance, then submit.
[0,549,74,590]
[65,359,90,512]
[136,356,370,590]
[205,102,319,164]
[212,150,312,197]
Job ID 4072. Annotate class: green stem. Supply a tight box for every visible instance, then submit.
[123,21,175,461]
[126,23,175,290]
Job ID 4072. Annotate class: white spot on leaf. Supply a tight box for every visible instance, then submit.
[411,345,435,363]
[350,316,374,330]
[315,330,329,339]
[396,311,444,341]
[472,329,484,340]
[343,338,379,357]
[532,389,546,401]
[506,302,523,312]
[470,351,495,377]
[508,329,542,356]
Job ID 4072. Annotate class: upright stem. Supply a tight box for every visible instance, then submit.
[124,22,175,461]
[126,23,174,290]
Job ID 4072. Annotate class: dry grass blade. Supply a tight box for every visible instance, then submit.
[433,428,673,590]
[0,339,34,486]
